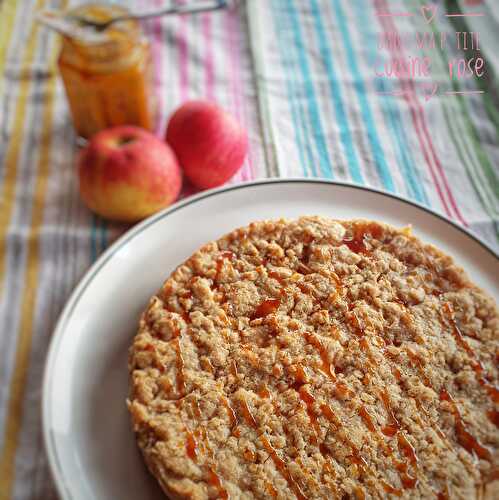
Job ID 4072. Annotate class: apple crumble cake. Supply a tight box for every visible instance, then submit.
[128,217,498,499]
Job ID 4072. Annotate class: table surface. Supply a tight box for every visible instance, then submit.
[0,0,498,498]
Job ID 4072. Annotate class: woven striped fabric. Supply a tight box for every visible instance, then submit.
[0,0,497,499]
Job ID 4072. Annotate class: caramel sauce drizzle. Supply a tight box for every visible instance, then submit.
[440,389,492,461]
[185,429,198,461]
[322,459,341,498]
[399,473,418,489]
[259,435,307,500]
[190,399,202,419]
[381,479,402,497]
[347,298,496,492]
[332,341,422,492]
[443,302,499,404]
[172,323,181,339]
[200,427,214,457]
[397,433,418,465]
[291,363,308,390]
[385,345,471,488]
[390,350,451,448]
[322,460,335,477]
[268,271,286,285]
[304,331,336,381]
[380,390,400,437]
[335,383,353,401]
[299,387,320,438]
[144,343,166,373]
[354,486,366,500]
[251,298,280,319]
[342,223,383,255]
[487,409,499,428]
[258,386,271,399]
[320,405,362,459]
[405,349,431,386]
[358,406,376,433]
[207,467,228,499]
[329,271,343,292]
[348,310,365,337]
[437,484,450,500]
[240,399,258,428]
[222,397,238,429]
[173,338,185,395]
[214,250,235,283]
[485,467,499,483]
[201,357,214,374]
[265,482,278,498]
[243,449,256,462]
[321,403,414,494]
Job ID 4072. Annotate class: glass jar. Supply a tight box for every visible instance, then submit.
[58,3,156,139]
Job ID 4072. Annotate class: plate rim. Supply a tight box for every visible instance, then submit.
[41,178,498,500]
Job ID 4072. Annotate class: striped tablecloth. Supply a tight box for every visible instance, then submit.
[0,0,497,498]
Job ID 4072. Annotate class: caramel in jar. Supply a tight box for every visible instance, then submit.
[58,4,156,138]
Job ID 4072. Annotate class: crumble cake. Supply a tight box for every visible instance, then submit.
[127,217,498,499]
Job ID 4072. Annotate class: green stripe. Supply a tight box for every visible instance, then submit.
[442,102,499,239]
[412,0,499,200]
[444,0,499,137]
[408,0,499,230]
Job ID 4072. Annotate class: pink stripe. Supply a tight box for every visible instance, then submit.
[375,2,450,217]
[375,12,414,17]
[151,0,164,134]
[201,13,215,101]
[178,3,189,101]
[225,7,253,181]
[231,9,255,180]
[376,91,411,96]
[377,0,468,227]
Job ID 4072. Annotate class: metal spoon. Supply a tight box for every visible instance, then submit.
[38,0,228,38]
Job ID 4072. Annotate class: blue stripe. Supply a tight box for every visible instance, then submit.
[304,0,363,184]
[281,0,334,179]
[271,4,313,177]
[100,219,107,255]
[328,0,396,192]
[90,214,97,263]
[352,1,429,204]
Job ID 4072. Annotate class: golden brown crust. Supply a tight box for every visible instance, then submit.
[127,217,498,499]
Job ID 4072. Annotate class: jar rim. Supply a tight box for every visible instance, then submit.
[62,2,140,50]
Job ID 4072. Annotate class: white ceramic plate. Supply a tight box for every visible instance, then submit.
[43,179,498,500]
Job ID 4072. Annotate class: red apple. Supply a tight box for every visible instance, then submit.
[78,126,181,222]
[166,100,248,189]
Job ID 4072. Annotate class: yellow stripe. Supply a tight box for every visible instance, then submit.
[0,0,20,98]
[0,0,69,495]
[0,0,46,295]
[0,58,59,500]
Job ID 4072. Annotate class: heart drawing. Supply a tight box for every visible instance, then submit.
[421,83,439,101]
[420,4,437,24]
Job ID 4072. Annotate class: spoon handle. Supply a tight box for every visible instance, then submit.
[123,0,228,22]
[74,0,229,29]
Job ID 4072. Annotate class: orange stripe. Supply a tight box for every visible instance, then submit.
[0,0,46,295]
